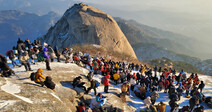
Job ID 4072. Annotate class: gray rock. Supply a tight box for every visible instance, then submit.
[40,3,137,59]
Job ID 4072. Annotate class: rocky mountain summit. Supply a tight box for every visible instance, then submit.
[40,3,137,59]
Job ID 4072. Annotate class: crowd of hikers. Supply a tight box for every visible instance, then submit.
[0,38,211,112]
[74,58,210,112]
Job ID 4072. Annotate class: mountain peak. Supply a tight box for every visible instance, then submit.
[41,3,137,59]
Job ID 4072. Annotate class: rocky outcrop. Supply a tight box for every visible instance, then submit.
[0,62,135,112]
[40,3,137,59]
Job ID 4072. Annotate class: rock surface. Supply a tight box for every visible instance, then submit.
[40,3,137,59]
[0,62,134,112]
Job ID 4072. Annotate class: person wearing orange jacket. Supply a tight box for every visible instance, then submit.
[187,77,193,84]
[104,73,110,93]
[157,101,166,112]
[35,68,45,86]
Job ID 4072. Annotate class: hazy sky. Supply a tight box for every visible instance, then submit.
[0,0,212,58]
[0,0,211,39]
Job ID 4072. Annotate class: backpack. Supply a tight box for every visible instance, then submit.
[13,50,18,55]
[101,77,105,84]
[8,51,15,59]
[30,72,36,81]
[38,52,45,61]
[93,61,98,68]
[74,56,79,61]
[6,50,12,56]
[94,80,100,87]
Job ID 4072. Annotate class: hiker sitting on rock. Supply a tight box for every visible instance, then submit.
[87,71,93,81]
[96,93,107,111]
[144,97,151,109]
[44,76,56,91]
[0,53,16,77]
[157,101,166,112]
[73,76,86,91]
[35,68,45,86]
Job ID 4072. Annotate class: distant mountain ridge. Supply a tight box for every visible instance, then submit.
[0,10,60,54]
[114,17,197,57]
[115,17,211,75]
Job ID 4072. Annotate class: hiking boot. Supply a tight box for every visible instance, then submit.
[47,68,52,71]
[41,84,44,87]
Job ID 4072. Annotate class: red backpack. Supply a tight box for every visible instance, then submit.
[74,56,79,61]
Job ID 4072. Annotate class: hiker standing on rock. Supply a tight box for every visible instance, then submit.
[150,90,159,105]
[198,81,205,93]
[85,79,97,95]
[113,71,120,85]
[47,45,55,62]
[92,59,99,74]
[104,73,110,93]
[176,87,183,101]
[19,51,33,72]
[54,46,61,62]
[43,47,51,70]
[62,48,70,63]
[185,82,191,98]
[6,49,21,67]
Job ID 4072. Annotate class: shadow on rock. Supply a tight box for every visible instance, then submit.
[60,81,85,98]
[60,81,73,88]
[18,77,29,80]
[23,82,42,87]
[79,74,88,79]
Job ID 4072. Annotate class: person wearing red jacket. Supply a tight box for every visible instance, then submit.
[78,102,86,112]
[164,79,170,93]
[104,64,109,76]
[100,63,104,75]
[164,71,169,78]
[104,74,110,93]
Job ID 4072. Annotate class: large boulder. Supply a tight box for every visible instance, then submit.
[40,3,137,59]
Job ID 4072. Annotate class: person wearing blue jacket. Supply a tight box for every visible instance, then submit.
[96,93,107,111]
[145,90,151,98]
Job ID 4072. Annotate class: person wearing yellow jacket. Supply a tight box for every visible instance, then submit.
[113,72,120,85]
[187,77,193,84]
[157,101,166,112]
[35,68,45,86]
[141,66,146,74]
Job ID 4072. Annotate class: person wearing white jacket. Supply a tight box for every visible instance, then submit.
[130,77,136,91]
[19,51,32,71]
[144,97,151,109]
